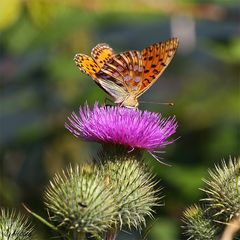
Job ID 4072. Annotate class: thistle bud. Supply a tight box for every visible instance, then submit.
[44,165,117,236]
[201,157,240,223]
[102,155,160,229]
[0,208,33,240]
[182,204,218,240]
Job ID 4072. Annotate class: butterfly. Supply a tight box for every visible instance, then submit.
[74,38,179,108]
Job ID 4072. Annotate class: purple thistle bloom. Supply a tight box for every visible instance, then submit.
[65,103,177,160]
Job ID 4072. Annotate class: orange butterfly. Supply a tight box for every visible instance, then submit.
[74,38,179,108]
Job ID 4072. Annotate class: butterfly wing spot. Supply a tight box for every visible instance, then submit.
[113,72,120,78]
[117,65,124,72]
[134,65,139,71]
[135,76,141,83]
[143,78,151,87]
[124,75,131,81]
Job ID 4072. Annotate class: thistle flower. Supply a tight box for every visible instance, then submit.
[0,208,33,240]
[201,157,240,223]
[65,103,177,161]
[182,205,218,240]
[101,155,160,229]
[44,164,117,236]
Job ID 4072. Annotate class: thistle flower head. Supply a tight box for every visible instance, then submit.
[0,208,33,240]
[201,157,240,223]
[44,164,117,235]
[65,103,177,160]
[101,155,161,229]
[182,205,218,240]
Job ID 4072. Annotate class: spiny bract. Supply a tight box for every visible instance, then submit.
[44,164,117,235]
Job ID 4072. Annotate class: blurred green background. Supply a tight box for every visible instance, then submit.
[0,0,239,239]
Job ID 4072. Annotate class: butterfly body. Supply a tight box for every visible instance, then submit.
[74,38,179,108]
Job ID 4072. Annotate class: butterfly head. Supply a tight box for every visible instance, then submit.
[121,95,139,109]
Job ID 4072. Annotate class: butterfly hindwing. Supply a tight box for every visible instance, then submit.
[74,43,114,79]
[74,54,100,79]
[91,43,114,68]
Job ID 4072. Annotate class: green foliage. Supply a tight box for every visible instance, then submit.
[0,0,21,31]
[210,38,240,64]
[148,218,178,240]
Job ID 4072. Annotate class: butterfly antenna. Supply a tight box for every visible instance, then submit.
[140,101,174,106]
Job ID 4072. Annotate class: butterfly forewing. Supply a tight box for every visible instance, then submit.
[138,38,179,96]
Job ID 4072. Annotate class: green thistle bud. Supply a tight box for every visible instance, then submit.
[182,204,218,240]
[0,208,33,240]
[201,157,240,223]
[44,164,117,236]
[102,156,160,229]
